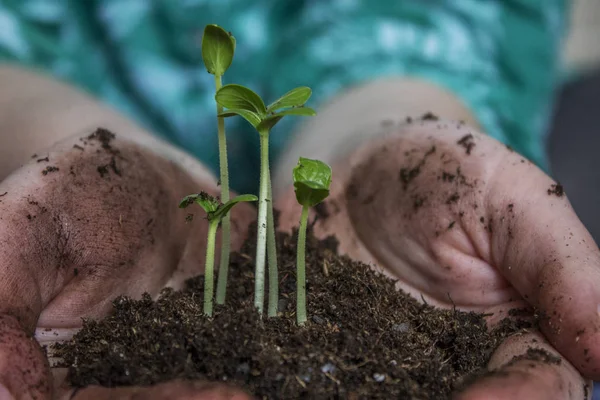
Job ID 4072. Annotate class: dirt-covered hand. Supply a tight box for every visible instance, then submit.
[276,120,599,399]
[0,132,254,400]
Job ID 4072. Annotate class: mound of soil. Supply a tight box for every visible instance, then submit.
[55,229,533,399]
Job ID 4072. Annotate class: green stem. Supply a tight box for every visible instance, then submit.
[266,173,279,317]
[214,74,231,305]
[296,204,309,325]
[204,220,219,317]
[254,132,270,315]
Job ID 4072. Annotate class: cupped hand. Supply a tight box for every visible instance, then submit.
[0,132,254,400]
[276,120,600,399]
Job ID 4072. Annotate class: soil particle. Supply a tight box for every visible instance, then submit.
[412,195,426,210]
[0,192,7,197]
[548,183,564,197]
[73,144,84,151]
[41,166,59,175]
[448,221,456,230]
[55,228,529,399]
[457,134,476,155]
[37,156,49,163]
[87,128,117,153]
[442,172,456,182]
[405,116,413,123]
[399,146,436,189]
[97,157,122,178]
[421,112,439,121]
[446,193,460,204]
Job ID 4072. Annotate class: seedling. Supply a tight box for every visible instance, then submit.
[179,192,257,316]
[293,157,332,325]
[201,24,237,305]
[216,84,315,316]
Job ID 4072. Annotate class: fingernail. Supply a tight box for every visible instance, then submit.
[0,383,15,400]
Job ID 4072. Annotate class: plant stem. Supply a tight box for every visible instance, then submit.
[204,220,219,316]
[296,204,309,325]
[214,74,231,305]
[266,173,279,317]
[254,132,270,315]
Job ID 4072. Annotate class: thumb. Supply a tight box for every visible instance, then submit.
[0,315,50,400]
[485,146,600,379]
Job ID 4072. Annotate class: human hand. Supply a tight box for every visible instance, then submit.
[276,120,599,399]
[0,132,254,400]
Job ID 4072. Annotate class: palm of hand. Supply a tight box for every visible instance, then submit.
[0,135,254,399]
[276,121,599,399]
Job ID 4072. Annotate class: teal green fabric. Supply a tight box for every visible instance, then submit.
[0,0,566,193]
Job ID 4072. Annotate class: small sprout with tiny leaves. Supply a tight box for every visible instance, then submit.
[200,24,237,306]
[179,192,257,316]
[293,157,332,325]
[215,84,316,318]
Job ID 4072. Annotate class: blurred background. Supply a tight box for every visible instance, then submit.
[550,0,600,245]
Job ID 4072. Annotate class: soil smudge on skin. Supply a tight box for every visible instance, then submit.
[421,112,439,121]
[41,166,59,175]
[548,183,564,197]
[87,128,117,154]
[457,134,475,155]
[399,146,436,190]
[56,228,531,399]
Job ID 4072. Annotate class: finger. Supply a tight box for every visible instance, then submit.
[455,331,591,400]
[476,136,600,379]
[60,380,252,400]
[0,315,51,400]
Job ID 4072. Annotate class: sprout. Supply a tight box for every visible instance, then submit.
[201,24,237,305]
[216,85,315,317]
[293,158,332,325]
[179,192,257,316]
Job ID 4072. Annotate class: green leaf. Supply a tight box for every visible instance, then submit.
[267,87,312,112]
[256,115,283,134]
[218,109,261,128]
[179,192,219,214]
[257,107,316,133]
[215,84,266,116]
[293,158,332,207]
[213,194,258,221]
[271,107,316,117]
[201,25,235,76]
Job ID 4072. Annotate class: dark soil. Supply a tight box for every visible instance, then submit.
[41,166,59,175]
[55,228,537,399]
[548,183,565,197]
[456,134,475,155]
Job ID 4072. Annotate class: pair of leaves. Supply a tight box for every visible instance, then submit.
[293,158,332,207]
[202,25,236,76]
[216,85,316,134]
[179,192,257,222]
